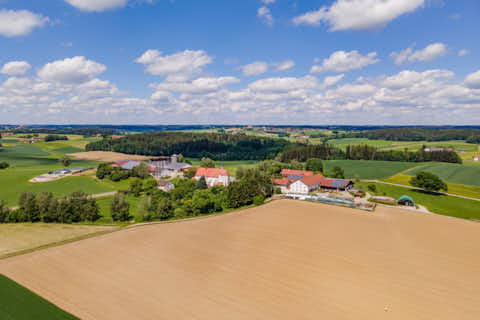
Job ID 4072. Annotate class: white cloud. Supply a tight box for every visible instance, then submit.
[38,56,107,84]
[136,49,213,81]
[391,43,447,65]
[249,75,319,92]
[458,49,470,57]
[0,9,49,37]
[258,6,274,26]
[293,0,425,31]
[64,0,128,12]
[311,50,379,73]
[322,74,344,87]
[275,60,295,72]
[240,61,269,76]
[465,70,480,89]
[0,61,31,76]
[261,0,276,4]
[151,77,240,94]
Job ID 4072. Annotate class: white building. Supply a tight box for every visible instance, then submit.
[194,168,232,187]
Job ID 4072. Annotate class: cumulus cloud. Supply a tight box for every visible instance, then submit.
[465,70,480,89]
[275,60,295,72]
[258,6,274,26]
[38,56,107,84]
[0,61,31,76]
[240,61,269,76]
[292,0,425,31]
[261,0,276,4]
[136,49,213,81]
[322,74,344,87]
[458,49,470,57]
[311,50,379,73]
[0,9,49,37]
[64,0,128,12]
[391,43,447,65]
[249,75,319,92]
[151,77,240,94]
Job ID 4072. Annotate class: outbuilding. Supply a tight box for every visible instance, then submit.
[397,195,415,207]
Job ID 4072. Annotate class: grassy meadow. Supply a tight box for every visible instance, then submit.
[404,163,480,187]
[0,274,79,320]
[323,160,424,180]
[357,182,480,220]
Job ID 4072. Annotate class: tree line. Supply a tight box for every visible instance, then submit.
[280,143,462,164]
[44,135,69,142]
[0,191,100,224]
[347,128,480,142]
[85,132,290,161]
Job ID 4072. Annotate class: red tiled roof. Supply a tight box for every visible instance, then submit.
[281,169,314,177]
[299,174,325,187]
[195,167,229,178]
[272,178,294,186]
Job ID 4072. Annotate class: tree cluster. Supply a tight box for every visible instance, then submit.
[0,191,100,224]
[348,128,480,142]
[44,135,69,142]
[410,172,448,192]
[85,132,289,161]
[96,162,151,182]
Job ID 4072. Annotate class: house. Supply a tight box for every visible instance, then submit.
[272,178,294,194]
[424,147,453,152]
[194,167,232,187]
[157,179,175,192]
[276,173,354,194]
[280,169,314,180]
[289,174,325,194]
[474,155,480,162]
[150,155,192,178]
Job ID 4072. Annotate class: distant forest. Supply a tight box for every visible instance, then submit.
[349,128,480,142]
[86,132,462,164]
[86,132,289,161]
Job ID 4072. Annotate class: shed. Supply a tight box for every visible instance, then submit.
[397,195,415,207]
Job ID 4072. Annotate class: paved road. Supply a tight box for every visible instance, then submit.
[362,180,480,202]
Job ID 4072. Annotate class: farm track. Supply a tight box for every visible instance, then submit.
[1,200,480,320]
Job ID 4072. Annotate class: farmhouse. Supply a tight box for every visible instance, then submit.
[474,155,479,162]
[281,173,354,194]
[194,168,232,187]
[149,154,192,178]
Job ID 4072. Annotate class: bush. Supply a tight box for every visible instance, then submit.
[253,195,265,206]
[410,171,448,192]
[367,184,377,193]
[111,194,130,221]
[274,187,282,194]
[0,161,9,169]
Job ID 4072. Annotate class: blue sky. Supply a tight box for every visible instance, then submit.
[0,0,479,125]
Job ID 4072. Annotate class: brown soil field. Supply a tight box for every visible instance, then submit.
[1,200,480,319]
[67,151,152,162]
[0,224,116,258]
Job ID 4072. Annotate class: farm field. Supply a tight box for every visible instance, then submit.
[404,163,480,187]
[68,151,153,162]
[0,164,118,207]
[383,174,480,199]
[0,275,78,320]
[323,160,424,179]
[188,159,258,175]
[0,223,117,258]
[1,200,480,319]
[357,182,480,220]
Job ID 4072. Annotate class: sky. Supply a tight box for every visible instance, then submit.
[0,0,479,125]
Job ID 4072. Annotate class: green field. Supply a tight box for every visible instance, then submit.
[0,164,120,207]
[188,159,259,175]
[404,163,480,187]
[357,182,480,220]
[0,274,78,320]
[323,160,424,180]
[384,174,480,199]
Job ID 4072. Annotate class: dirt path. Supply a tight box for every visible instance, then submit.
[1,200,480,319]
